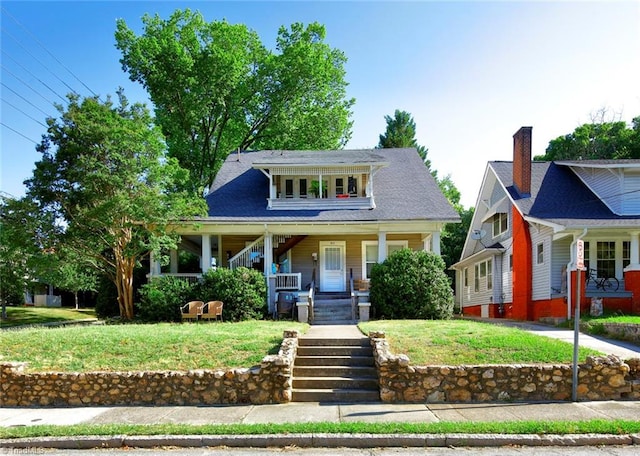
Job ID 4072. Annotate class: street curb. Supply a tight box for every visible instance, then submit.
[0,433,637,449]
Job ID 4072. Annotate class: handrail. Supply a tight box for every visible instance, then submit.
[349,269,356,321]
[308,279,315,323]
[228,236,264,270]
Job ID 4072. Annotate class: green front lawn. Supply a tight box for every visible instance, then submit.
[359,319,602,365]
[0,306,96,327]
[0,321,307,372]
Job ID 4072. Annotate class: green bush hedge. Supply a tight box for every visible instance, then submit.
[370,249,453,320]
[192,267,267,322]
[137,275,193,322]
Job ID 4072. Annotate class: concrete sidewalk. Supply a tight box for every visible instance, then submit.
[2,400,640,428]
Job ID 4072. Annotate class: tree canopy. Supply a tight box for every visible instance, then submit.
[115,9,355,194]
[377,109,430,169]
[535,115,640,161]
[24,91,207,320]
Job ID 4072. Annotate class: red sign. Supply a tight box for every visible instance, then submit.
[576,239,584,270]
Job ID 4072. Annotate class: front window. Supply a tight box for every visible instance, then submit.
[299,179,307,198]
[597,241,615,278]
[464,268,468,287]
[336,178,344,195]
[537,243,544,264]
[487,258,493,290]
[474,264,480,292]
[285,179,293,198]
[362,240,409,279]
[623,241,630,270]
[493,213,508,237]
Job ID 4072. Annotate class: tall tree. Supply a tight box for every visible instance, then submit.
[377,109,430,169]
[25,91,207,320]
[115,9,354,194]
[535,115,640,161]
[0,195,47,318]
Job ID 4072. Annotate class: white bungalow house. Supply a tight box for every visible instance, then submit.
[152,148,460,314]
[451,127,640,322]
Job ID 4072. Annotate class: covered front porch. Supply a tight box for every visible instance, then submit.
[151,221,445,314]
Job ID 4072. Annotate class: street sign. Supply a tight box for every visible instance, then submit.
[576,239,584,270]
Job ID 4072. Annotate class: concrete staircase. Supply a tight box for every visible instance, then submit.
[292,328,379,403]
[312,297,354,324]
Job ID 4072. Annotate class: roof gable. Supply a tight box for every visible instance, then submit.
[205,148,460,223]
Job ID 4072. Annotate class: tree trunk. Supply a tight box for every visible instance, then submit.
[113,234,136,320]
[74,291,79,310]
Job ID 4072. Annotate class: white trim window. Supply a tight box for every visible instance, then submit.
[362,240,408,279]
[536,243,544,264]
[492,213,508,237]
[474,259,492,291]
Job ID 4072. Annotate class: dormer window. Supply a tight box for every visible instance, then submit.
[252,150,388,210]
[492,213,508,237]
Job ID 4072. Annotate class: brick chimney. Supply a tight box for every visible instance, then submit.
[513,126,532,197]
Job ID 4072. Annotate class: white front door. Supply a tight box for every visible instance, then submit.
[320,241,346,292]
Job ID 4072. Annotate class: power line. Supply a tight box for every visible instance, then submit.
[0,39,67,103]
[1,6,98,98]
[1,64,56,106]
[3,99,48,128]
[1,82,52,118]
[0,122,39,145]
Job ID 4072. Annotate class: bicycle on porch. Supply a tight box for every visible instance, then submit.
[585,268,619,292]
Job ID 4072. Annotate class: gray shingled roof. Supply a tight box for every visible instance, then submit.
[205,148,460,223]
[490,160,639,228]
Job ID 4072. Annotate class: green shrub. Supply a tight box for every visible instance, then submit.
[192,267,267,322]
[95,276,119,318]
[137,276,194,322]
[370,249,454,320]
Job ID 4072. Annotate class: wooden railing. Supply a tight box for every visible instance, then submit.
[308,279,315,323]
[149,273,202,285]
[349,270,357,321]
[274,273,302,291]
[228,236,264,270]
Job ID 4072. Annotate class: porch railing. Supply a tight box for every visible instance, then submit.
[228,236,264,270]
[274,273,302,291]
[308,279,315,323]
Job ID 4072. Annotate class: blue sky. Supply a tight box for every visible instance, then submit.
[1,1,639,208]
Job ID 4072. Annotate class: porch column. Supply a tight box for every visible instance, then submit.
[625,231,640,271]
[378,231,387,263]
[201,235,212,274]
[431,230,441,256]
[169,249,178,274]
[263,232,275,314]
[149,251,161,277]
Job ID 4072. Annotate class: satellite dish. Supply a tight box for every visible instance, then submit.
[470,229,486,240]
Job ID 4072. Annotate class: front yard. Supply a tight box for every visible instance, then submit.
[359,319,603,365]
[0,321,307,372]
[1,316,605,373]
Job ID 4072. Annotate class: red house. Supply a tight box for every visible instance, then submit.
[452,127,640,322]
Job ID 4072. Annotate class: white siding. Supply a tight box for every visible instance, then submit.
[572,167,623,214]
[623,172,640,215]
[502,250,512,303]
[551,237,571,293]
[531,226,553,301]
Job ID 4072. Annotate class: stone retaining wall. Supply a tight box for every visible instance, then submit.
[600,323,640,343]
[0,330,299,407]
[369,331,640,403]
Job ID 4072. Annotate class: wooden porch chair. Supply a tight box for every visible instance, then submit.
[181,300,203,322]
[201,300,223,322]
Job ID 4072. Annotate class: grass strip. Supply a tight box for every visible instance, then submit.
[2,420,640,439]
